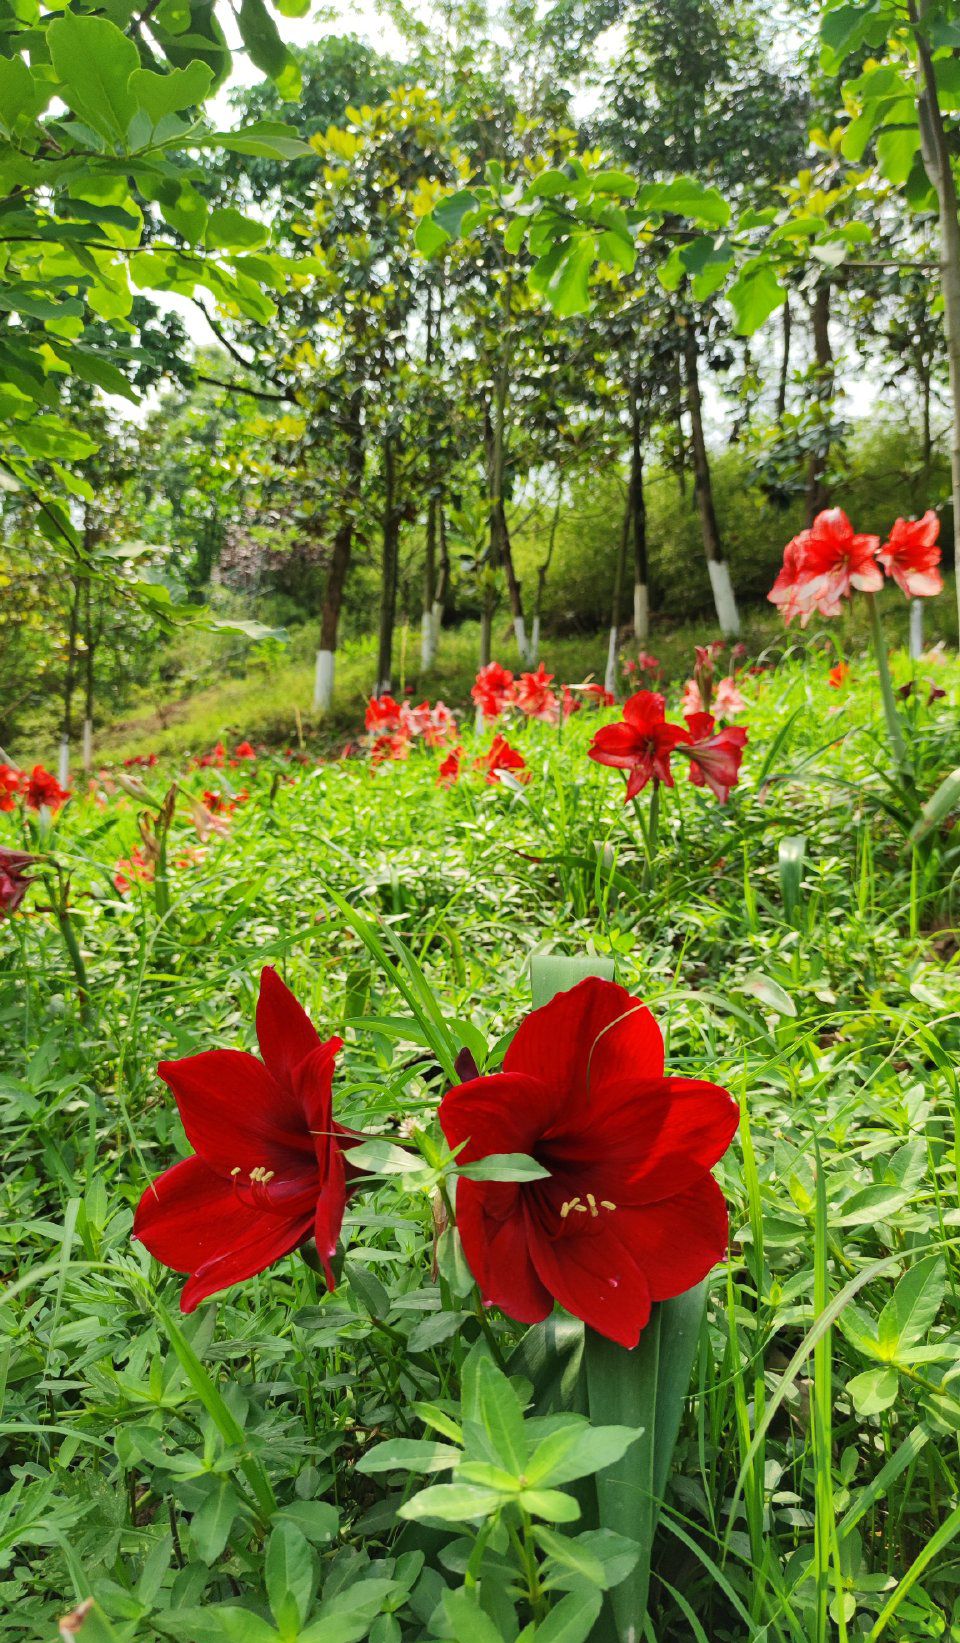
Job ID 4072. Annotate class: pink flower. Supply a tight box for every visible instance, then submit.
[714,678,747,719]
[769,509,882,626]
[681,678,704,717]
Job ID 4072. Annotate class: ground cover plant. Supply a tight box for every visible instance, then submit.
[3,602,960,1642]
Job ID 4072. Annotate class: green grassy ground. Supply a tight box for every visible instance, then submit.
[86,584,952,766]
[3,634,960,1641]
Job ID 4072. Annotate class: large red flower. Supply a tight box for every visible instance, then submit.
[25,764,69,811]
[439,978,737,1348]
[588,691,690,800]
[878,511,943,598]
[365,694,403,734]
[769,509,881,626]
[0,846,38,916]
[134,967,360,1312]
[683,713,747,803]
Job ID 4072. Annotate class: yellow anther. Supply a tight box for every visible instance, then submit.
[586,1193,599,1217]
[601,1200,616,1211]
[230,1167,241,1176]
[262,1171,275,1183]
[573,1202,588,1213]
[560,1198,579,1219]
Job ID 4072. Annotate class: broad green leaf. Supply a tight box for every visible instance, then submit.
[397,1482,503,1523]
[355,1438,461,1475]
[526,1421,640,1487]
[129,61,213,122]
[518,1487,581,1522]
[529,953,615,1008]
[458,1153,551,1183]
[728,262,786,335]
[272,1500,339,1543]
[847,1367,899,1417]
[740,972,796,1016]
[205,206,270,251]
[48,14,140,145]
[474,1356,529,1475]
[878,1257,945,1352]
[635,176,730,226]
[545,237,596,318]
[442,1590,504,1643]
[266,1521,315,1634]
[237,0,301,98]
[525,1587,603,1642]
[190,1479,239,1564]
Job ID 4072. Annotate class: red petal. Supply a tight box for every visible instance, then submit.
[134,1155,313,1310]
[566,1076,737,1204]
[528,1216,651,1347]
[256,966,322,1088]
[455,1178,553,1325]
[312,1136,349,1285]
[620,1174,729,1300]
[503,978,662,1108]
[439,1073,561,1161]
[158,1049,315,1174]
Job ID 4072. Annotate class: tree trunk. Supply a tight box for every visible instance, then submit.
[60,576,81,786]
[532,482,563,666]
[913,0,960,630]
[485,399,527,660]
[82,577,94,773]
[422,492,437,668]
[683,321,740,637]
[314,388,364,712]
[607,485,632,695]
[776,298,791,425]
[433,504,448,653]
[804,282,834,526]
[376,432,400,694]
[630,391,650,642]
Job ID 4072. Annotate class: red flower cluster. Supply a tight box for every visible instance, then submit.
[439,978,737,1348]
[123,753,159,769]
[365,695,457,765]
[0,766,21,812]
[195,741,257,770]
[134,968,364,1312]
[114,847,154,894]
[513,663,560,724]
[589,691,747,805]
[622,651,661,679]
[471,663,515,720]
[770,507,942,625]
[472,662,617,726]
[474,733,530,785]
[0,846,38,916]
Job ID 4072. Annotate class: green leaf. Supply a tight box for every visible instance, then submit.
[48,14,140,145]
[433,190,480,237]
[538,1527,640,1593]
[129,62,213,123]
[778,835,807,923]
[442,1590,505,1643]
[546,237,597,318]
[518,1487,581,1522]
[878,1257,945,1352]
[266,1520,315,1634]
[458,1153,552,1183]
[190,1479,239,1564]
[847,1367,899,1417]
[56,1600,122,1643]
[727,262,786,335]
[909,766,960,844]
[529,954,615,1008]
[397,1482,503,1523]
[740,972,796,1017]
[302,1580,400,1643]
[272,1500,339,1543]
[526,1422,641,1487]
[526,1587,603,1642]
[237,0,301,98]
[0,57,50,132]
[355,1438,461,1475]
[200,121,312,159]
[343,1139,424,1177]
[635,176,730,227]
[414,215,449,258]
[474,1356,529,1475]
[205,207,270,251]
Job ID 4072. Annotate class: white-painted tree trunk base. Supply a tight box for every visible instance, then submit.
[708,560,740,637]
[513,615,529,663]
[910,599,924,659]
[58,736,70,788]
[475,705,485,735]
[633,581,649,642]
[604,626,618,696]
[82,718,93,772]
[313,649,334,712]
[529,616,540,665]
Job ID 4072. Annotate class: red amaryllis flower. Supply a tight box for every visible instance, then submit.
[588,691,690,801]
[828,661,850,689]
[770,509,882,626]
[514,663,559,723]
[437,746,462,787]
[683,713,747,804]
[114,847,155,894]
[439,978,737,1348]
[134,967,360,1312]
[562,687,581,719]
[878,511,943,598]
[474,734,530,785]
[365,694,403,733]
[196,742,227,769]
[0,765,22,812]
[0,846,38,916]
[25,765,69,811]
[233,740,257,761]
[471,662,515,720]
[637,651,661,675]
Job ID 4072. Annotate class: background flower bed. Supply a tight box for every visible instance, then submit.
[2,649,960,1641]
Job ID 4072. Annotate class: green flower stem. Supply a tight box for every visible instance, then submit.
[866,593,909,771]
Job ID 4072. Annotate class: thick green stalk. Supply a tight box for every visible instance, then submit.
[866,594,909,770]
